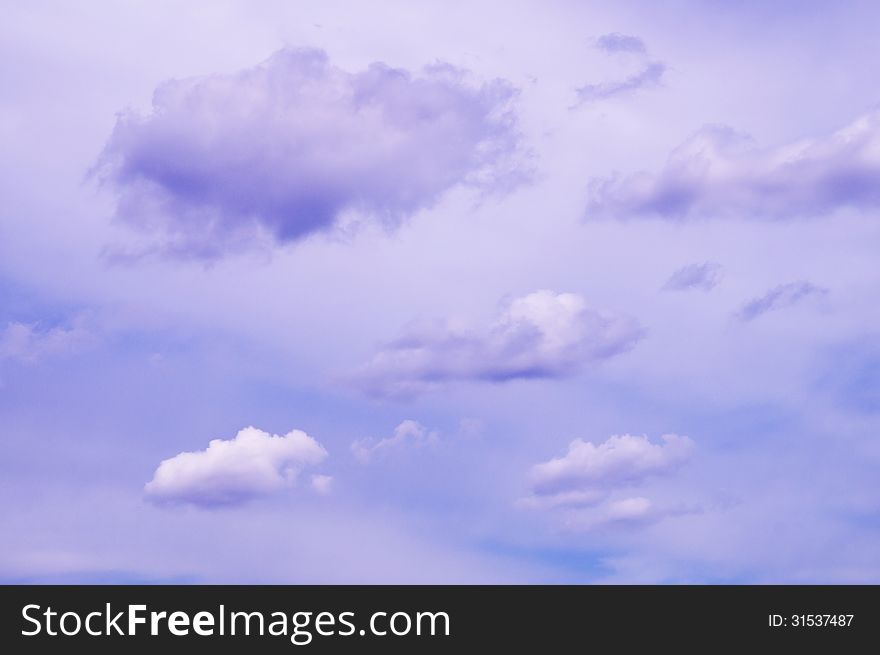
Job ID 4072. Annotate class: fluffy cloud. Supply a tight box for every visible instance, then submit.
[663,261,723,291]
[351,420,437,462]
[523,433,694,508]
[95,48,524,257]
[0,319,91,364]
[576,62,666,105]
[144,426,328,507]
[350,290,645,398]
[588,110,880,219]
[737,281,828,322]
[575,33,665,105]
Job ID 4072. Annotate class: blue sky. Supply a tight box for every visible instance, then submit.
[1,0,880,583]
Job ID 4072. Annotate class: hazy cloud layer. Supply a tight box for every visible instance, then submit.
[663,261,723,291]
[350,291,645,398]
[738,281,828,322]
[145,426,328,507]
[588,111,880,220]
[524,433,694,508]
[96,48,524,257]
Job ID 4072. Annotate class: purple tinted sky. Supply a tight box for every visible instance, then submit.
[2,0,880,583]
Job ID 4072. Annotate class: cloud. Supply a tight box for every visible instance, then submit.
[0,318,91,364]
[587,110,880,219]
[351,420,438,462]
[349,290,645,398]
[574,33,665,105]
[523,433,694,508]
[95,48,525,258]
[663,261,723,291]
[310,474,333,495]
[595,33,647,55]
[737,281,828,322]
[144,426,328,507]
[576,61,666,104]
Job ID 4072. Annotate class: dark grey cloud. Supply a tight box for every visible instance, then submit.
[349,290,645,399]
[663,261,723,291]
[95,48,525,258]
[587,111,880,220]
[738,281,828,322]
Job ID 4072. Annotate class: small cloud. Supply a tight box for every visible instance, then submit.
[349,290,644,399]
[520,433,696,532]
[144,426,328,507]
[0,317,92,364]
[737,281,828,322]
[310,474,333,495]
[663,261,724,292]
[575,61,666,105]
[574,34,665,106]
[595,33,647,55]
[587,110,880,220]
[528,433,694,500]
[457,417,485,439]
[519,432,693,525]
[351,420,438,463]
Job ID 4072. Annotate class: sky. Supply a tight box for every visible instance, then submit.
[1,0,880,583]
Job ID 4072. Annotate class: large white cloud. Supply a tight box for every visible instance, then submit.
[587,110,880,220]
[525,433,694,507]
[144,426,328,507]
[349,290,645,398]
[95,47,525,258]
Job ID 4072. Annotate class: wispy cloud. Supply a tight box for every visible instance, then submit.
[574,33,666,105]
[595,33,647,55]
[737,281,828,322]
[588,110,880,220]
[0,317,92,364]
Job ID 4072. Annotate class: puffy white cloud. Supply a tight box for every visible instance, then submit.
[145,426,328,507]
[351,420,437,462]
[588,110,880,219]
[95,47,525,258]
[737,281,828,321]
[595,33,647,55]
[350,290,645,398]
[663,261,723,292]
[524,433,694,508]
